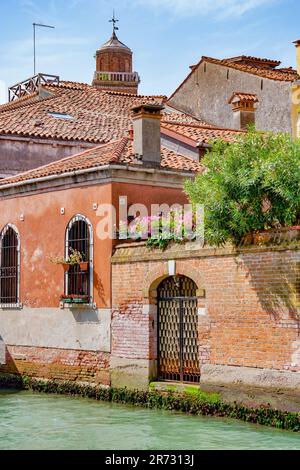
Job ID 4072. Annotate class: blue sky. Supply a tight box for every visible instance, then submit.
[0,0,299,102]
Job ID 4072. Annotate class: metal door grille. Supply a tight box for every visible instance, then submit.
[0,227,19,304]
[66,218,90,297]
[158,276,200,383]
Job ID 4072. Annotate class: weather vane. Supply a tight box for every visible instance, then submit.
[109,11,119,35]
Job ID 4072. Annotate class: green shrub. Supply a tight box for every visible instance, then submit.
[185,130,300,246]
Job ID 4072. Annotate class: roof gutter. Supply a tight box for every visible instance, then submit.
[0,163,194,192]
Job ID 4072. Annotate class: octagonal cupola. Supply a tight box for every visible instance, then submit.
[92,14,140,94]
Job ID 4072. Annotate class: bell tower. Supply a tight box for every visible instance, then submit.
[92,14,140,94]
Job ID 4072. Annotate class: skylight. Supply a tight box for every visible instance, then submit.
[48,112,74,120]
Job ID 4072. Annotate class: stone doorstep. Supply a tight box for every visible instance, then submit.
[149,380,300,412]
[150,381,200,394]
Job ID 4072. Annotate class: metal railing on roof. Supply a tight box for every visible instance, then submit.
[93,71,140,84]
[8,73,60,102]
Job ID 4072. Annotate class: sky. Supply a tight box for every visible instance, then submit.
[0,0,299,103]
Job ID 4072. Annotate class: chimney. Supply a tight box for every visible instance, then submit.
[131,103,164,166]
[294,39,300,75]
[228,92,259,130]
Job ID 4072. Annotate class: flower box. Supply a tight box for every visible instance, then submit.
[60,295,90,305]
[72,297,89,304]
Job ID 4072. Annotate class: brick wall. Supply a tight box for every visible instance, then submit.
[111,237,300,377]
[0,345,110,385]
[2,233,300,389]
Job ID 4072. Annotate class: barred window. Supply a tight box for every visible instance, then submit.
[65,215,93,300]
[0,225,20,305]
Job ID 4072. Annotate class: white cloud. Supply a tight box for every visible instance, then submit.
[135,0,280,18]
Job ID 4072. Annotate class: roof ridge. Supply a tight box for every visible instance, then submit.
[225,55,281,66]
[111,136,130,162]
[103,90,167,100]
[0,88,61,114]
[202,56,298,80]
[49,80,92,90]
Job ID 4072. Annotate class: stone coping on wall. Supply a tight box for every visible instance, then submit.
[112,227,300,264]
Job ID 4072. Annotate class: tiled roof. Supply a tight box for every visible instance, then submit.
[0,81,205,144]
[0,83,166,143]
[225,55,281,68]
[169,55,299,101]
[228,92,259,103]
[202,56,298,82]
[162,121,245,144]
[0,137,203,188]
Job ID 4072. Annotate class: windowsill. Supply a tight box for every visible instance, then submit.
[60,301,97,310]
[0,303,23,310]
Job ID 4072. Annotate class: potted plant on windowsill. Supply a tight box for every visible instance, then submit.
[79,261,89,272]
[49,255,71,272]
[49,249,88,271]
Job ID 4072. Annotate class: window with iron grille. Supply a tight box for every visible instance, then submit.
[0,225,20,305]
[65,216,92,300]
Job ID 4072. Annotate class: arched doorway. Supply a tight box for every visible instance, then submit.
[157,276,200,383]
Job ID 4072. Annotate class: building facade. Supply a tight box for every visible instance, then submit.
[168,52,299,134]
[1,23,300,395]
[0,105,202,386]
[111,237,300,391]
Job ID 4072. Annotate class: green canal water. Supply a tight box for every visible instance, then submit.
[0,390,299,450]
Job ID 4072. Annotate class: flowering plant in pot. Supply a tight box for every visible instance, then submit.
[119,209,201,249]
[50,249,88,271]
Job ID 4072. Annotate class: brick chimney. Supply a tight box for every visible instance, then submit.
[228,92,259,130]
[131,104,164,166]
[294,39,300,75]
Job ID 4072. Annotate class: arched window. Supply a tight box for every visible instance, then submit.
[0,225,20,306]
[65,215,93,301]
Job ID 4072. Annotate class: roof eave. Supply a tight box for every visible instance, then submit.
[0,162,197,194]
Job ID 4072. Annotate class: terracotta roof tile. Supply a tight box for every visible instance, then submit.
[0,138,203,188]
[0,82,201,144]
[228,92,259,103]
[162,121,245,144]
[202,56,298,82]
[225,55,281,68]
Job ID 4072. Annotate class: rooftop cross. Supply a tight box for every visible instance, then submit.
[109,11,119,35]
